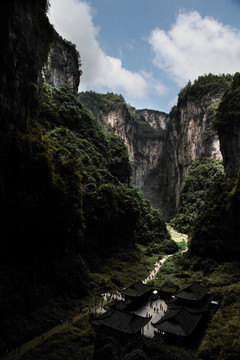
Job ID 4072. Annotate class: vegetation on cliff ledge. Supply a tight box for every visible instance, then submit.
[177,73,232,107]
[214,72,240,129]
[171,157,224,234]
[79,91,166,140]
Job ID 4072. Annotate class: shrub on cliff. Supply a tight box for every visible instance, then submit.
[178,73,232,107]
[171,157,224,234]
[214,72,240,129]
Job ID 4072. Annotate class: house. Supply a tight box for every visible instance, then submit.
[152,307,203,337]
[168,281,212,312]
[92,309,151,340]
[121,281,154,308]
[173,281,207,302]
[158,285,178,300]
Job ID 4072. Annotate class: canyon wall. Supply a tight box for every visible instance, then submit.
[79,76,232,216]
[42,30,81,95]
[167,93,224,208]
[0,1,53,132]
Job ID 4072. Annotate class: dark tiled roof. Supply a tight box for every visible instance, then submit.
[121,281,153,298]
[92,309,151,334]
[170,294,213,313]
[173,281,208,301]
[152,308,202,336]
[114,300,131,311]
[160,285,178,294]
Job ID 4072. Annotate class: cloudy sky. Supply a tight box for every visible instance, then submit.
[49,0,240,113]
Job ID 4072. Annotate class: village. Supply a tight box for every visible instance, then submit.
[92,280,218,345]
[92,252,219,347]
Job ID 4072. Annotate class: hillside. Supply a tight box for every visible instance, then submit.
[1,2,240,360]
[0,1,174,354]
[79,75,232,218]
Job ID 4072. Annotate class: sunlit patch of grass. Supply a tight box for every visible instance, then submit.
[167,224,188,251]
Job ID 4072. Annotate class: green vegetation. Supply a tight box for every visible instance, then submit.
[78,91,128,120]
[178,73,232,107]
[2,3,240,358]
[79,91,166,140]
[171,157,224,234]
[0,83,173,353]
[189,73,240,260]
[189,163,240,260]
[144,246,240,360]
[214,72,240,129]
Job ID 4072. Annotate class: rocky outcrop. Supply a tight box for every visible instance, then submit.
[79,81,230,216]
[42,30,81,95]
[167,96,224,207]
[78,91,171,210]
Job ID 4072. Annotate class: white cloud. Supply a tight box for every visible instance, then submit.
[149,11,240,86]
[49,0,157,99]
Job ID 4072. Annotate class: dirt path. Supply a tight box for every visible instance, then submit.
[0,311,90,360]
[1,232,187,359]
[142,253,174,284]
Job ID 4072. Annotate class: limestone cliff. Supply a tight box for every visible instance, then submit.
[78,92,170,209]
[79,75,232,216]
[167,89,226,208]
[42,30,81,95]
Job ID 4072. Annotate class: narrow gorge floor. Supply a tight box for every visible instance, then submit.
[1,227,188,360]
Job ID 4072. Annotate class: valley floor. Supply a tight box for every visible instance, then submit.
[2,228,240,360]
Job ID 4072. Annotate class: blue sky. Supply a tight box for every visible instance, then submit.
[49,0,240,113]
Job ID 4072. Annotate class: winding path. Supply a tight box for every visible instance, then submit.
[1,244,188,359]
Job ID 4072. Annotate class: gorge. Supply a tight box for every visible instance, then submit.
[79,75,231,216]
[0,1,240,360]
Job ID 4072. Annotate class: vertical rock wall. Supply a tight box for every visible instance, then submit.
[0,0,53,132]
[42,30,81,95]
[167,95,223,207]
[78,80,233,216]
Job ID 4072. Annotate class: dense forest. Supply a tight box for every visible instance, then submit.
[0,0,175,353]
[0,1,240,359]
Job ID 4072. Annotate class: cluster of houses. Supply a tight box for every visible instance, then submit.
[92,281,218,343]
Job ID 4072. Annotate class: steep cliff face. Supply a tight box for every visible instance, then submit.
[168,98,223,207]
[78,92,170,209]
[79,78,231,215]
[133,109,169,210]
[0,0,53,132]
[102,107,169,188]
[42,30,81,95]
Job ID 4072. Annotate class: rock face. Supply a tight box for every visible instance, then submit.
[79,76,232,216]
[42,30,81,95]
[78,92,170,210]
[133,109,169,210]
[0,1,53,132]
[0,1,81,132]
[167,96,223,208]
